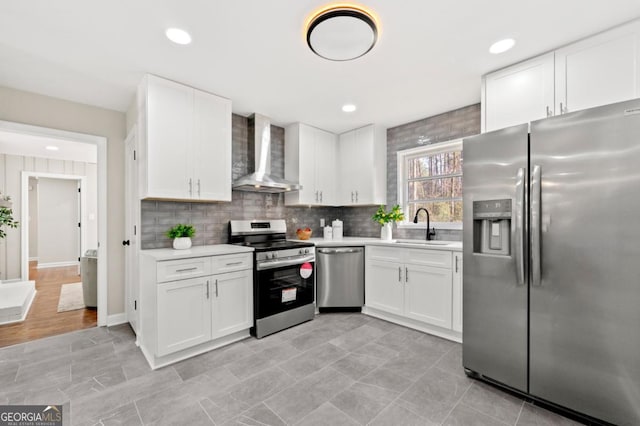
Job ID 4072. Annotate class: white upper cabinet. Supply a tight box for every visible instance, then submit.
[338,124,387,206]
[483,20,640,132]
[482,53,555,132]
[555,20,640,115]
[138,74,231,201]
[285,123,337,206]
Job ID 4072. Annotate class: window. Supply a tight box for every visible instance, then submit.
[397,139,463,229]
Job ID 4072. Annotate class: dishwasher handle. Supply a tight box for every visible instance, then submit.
[317,247,364,255]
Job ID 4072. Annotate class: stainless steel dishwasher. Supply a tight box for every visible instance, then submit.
[316,247,365,309]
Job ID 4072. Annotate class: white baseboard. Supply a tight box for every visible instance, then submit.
[106,312,128,327]
[37,261,79,269]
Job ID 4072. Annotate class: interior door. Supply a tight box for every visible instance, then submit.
[124,129,140,333]
[462,124,529,392]
[529,99,640,425]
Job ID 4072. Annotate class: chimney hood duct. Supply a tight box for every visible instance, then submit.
[232,113,302,193]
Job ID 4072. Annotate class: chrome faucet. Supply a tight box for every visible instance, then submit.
[413,208,436,240]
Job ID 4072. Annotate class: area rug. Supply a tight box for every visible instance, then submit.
[57,282,85,312]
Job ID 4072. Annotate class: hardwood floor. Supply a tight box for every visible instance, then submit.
[0,261,97,348]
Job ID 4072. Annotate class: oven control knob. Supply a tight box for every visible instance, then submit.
[304,249,310,254]
[299,249,304,254]
[273,252,278,258]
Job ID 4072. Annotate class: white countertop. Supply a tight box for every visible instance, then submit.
[297,237,462,252]
[141,244,254,261]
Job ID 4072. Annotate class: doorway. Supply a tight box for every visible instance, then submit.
[0,120,107,346]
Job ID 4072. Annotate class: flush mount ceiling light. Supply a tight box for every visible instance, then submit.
[165,27,192,45]
[45,146,59,151]
[342,103,357,112]
[306,4,379,61]
[489,38,515,54]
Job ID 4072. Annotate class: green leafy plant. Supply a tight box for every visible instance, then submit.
[372,204,405,225]
[166,224,195,239]
[0,194,19,239]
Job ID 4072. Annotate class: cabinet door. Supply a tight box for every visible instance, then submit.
[298,124,319,204]
[315,129,337,205]
[193,89,232,201]
[365,259,404,315]
[353,125,375,204]
[338,130,358,205]
[211,270,253,339]
[483,53,555,132]
[555,21,640,115]
[157,277,211,356]
[452,253,462,333]
[146,75,193,199]
[404,264,452,329]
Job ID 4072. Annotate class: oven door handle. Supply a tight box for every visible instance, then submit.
[256,256,315,271]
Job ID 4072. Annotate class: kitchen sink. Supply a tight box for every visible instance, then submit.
[393,239,450,246]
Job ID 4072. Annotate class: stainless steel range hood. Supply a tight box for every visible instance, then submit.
[232,114,301,193]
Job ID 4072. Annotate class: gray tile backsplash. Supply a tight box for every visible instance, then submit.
[141,105,480,249]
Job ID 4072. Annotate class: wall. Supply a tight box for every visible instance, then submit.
[0,86,126,315]
[141,114,339,248]
[28,177,38,259]
[341,104,481,241]
[37,178,79,266]
[0,154,98,277]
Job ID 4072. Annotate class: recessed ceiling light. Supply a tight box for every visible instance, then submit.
[45,146,59,151]
[166,28,192,45]
[306,5,379,61]
[489,38,515,54]
[342,104,357,113]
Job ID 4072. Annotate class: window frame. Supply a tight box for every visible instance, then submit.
[396,138,463,230]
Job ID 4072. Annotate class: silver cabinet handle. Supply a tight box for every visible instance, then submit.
[560,102,568,114]
[455,255,459,273]
[226,261,243,266]
[546,106,553,117]
[531,165,542,287]
[206,280,210,299]
[351,191,354,203]
[319,191,323,203]
[405,267,408,282]
[315,190,319,202]
[176,267,197,272]
[398,266,402,282]
[514,167,526,286]
[188,178,193,196]
[215,279,219,297]
[197,179,201,197]
[355,191,359,203]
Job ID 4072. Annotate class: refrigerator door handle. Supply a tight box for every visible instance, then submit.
[531,164,542,286]
[515,167,526,285]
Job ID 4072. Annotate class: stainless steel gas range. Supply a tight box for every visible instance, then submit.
[229,220,315,338]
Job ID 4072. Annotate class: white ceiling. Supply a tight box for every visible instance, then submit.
[1,1,640,133]
[0,130,97,163]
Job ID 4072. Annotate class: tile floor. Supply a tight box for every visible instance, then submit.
[0,313,582,425]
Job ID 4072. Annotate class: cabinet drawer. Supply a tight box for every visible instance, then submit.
[406,249,452,269]
[212,253,252,274]
[366,246,404,262]
[157,257,212,283]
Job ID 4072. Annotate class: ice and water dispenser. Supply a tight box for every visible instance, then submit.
[473,199,511,256]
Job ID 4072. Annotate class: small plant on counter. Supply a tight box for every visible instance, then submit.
[166,224,196,239]
[372,204,405,225]
[0,193,19,239]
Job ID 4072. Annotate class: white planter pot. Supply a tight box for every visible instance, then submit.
[380,223,393,240]
[173,237,192,250]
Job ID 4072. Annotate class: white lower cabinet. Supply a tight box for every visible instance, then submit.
[365,245,461,342]
[140,250,253,368]
[157,276,212,356]
[452,252,463,333]
[211,270,253,339]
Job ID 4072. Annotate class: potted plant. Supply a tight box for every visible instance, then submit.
[166,224,195,250]
[0,193,19,240]
[372,204,404,240]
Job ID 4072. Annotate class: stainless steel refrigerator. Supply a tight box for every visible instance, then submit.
[462,98,640,425]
